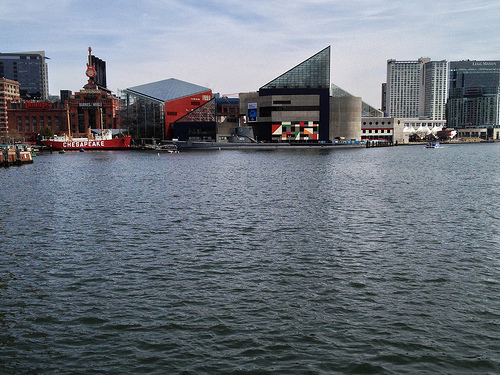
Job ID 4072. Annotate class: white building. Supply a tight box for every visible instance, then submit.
[385,58,448,121]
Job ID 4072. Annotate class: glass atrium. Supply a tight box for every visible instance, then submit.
[260,46,330,90]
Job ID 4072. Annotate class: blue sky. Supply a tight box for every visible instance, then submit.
[2,0,499,107]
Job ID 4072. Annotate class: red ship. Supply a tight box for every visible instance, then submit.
[42,130,131,151]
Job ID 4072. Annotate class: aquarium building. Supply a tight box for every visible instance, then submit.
[239,46,361,143]
[122,79,212,141]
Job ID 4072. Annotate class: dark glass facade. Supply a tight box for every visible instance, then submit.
[91,55,107,90]
[447,61,500,128]
[0,52,49,100]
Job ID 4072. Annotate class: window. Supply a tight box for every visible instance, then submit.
[25,118,30,132]
[18,117,22,132]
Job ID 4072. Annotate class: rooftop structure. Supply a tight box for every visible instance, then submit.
[331,84,383,118]
[261,46,330,90]
[126,78,210,103]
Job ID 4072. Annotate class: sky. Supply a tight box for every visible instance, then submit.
[2,0,499,107]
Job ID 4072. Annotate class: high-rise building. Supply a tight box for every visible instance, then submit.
[385,58,447,121]
[0,51,49,100]
[420,60,448,120]
[90,54,107,90]
[447,60,500,132]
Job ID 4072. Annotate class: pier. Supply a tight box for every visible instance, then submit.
[0,145,33,167]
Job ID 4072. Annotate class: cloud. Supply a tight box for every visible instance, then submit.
[2,0,499,107]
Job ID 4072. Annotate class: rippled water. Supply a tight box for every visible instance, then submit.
[1,143,499,374]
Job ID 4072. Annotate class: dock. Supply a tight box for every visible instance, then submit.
[1,145,34,167]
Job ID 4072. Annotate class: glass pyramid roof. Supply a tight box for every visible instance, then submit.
[260,46,330,90]
[126,78,210,102]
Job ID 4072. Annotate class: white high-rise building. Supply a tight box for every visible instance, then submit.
[385,58,447,120]
[421,60,448,120]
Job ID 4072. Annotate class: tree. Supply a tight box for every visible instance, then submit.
[40,127,54,138]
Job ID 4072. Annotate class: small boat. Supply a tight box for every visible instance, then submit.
[425,141,440,148]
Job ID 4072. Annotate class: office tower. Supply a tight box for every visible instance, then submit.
[0,51,49,100]
[385,58,447,120]
[447,60,500,129]
[91,54,107,90]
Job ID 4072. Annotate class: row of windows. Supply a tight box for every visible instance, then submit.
[363,121,392,125]
[17,116,60,132]
[362,129,392,134]
[260,106,320,117]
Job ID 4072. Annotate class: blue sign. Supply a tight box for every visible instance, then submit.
[248,103,257,122]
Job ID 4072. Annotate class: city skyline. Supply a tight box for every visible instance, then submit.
[1,0,499,107]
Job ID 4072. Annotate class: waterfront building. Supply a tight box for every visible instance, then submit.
[122,79,212,141]
[385,58,447,121]
[0,78,21,140]
[171,96,240,141]
[239,46,361,142]
[447,60,500,140]
[66,48,123,137]
[361,117,447,144]
[421,60,448,120]
[0,51,49,100]
[7,100,68,141]
[361,117,406,144]
[6,48,122,141]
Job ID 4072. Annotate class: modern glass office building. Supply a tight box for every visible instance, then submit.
[447,60,500,133]
[0,51,49,100]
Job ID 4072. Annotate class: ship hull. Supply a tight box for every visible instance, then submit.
[42,136,132,151]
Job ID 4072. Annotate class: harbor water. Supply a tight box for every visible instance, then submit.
[1,143,499,374]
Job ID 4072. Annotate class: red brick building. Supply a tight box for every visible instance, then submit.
[6,47,123,141]
[7,100,68,141]
[68,81,123,137]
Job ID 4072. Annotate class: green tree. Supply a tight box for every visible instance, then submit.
[40,127,54,138]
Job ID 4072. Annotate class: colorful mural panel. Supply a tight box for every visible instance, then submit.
[272,121,319,142]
